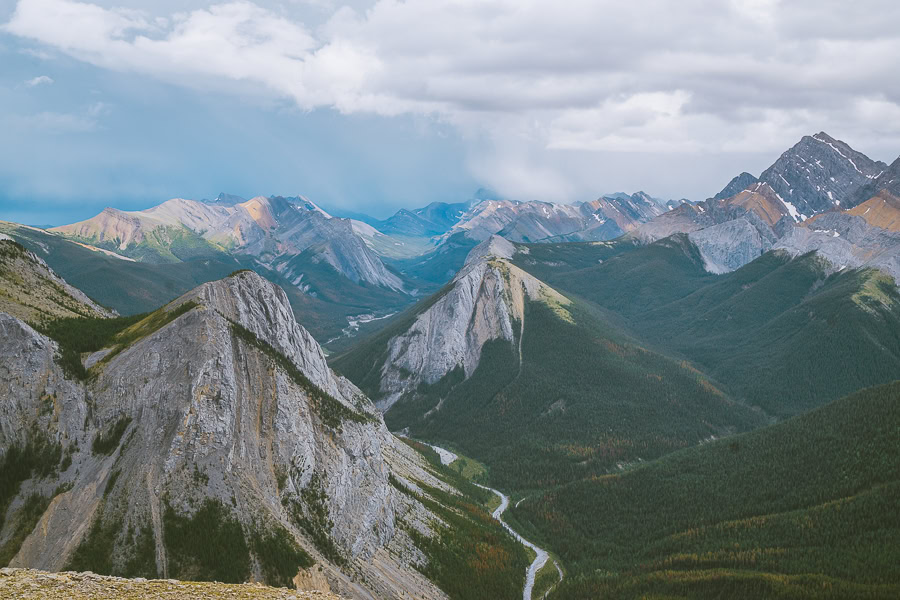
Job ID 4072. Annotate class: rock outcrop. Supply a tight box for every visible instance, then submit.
[0,271,449,599]
[355,236,571,411]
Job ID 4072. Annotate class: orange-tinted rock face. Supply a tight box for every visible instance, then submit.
[239,196,278,230]
[722,182,789,227]
[847,192,900,232]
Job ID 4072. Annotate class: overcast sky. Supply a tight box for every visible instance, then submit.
[2,0,899,225]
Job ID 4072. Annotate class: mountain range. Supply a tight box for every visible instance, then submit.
[2,130,900,599]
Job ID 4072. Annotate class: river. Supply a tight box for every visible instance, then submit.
[426,444,562,600]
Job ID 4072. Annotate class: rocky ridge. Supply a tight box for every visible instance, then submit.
[0,269,471,599]
[51,196,405,292]
[443,193,666,244]
[357,235,572,411]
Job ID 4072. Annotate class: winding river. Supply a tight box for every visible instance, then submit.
[427,444,562,600]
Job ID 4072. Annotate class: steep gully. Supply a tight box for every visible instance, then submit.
[427,444,563,600]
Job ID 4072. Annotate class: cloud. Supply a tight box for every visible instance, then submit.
[24,74,53,86]
[5,102,109,134]
[3,0,900,201]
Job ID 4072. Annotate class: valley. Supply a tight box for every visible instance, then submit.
[423,441,562,600]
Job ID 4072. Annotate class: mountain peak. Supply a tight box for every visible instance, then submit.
[210,192,247,206]
[758,131,887,215]
[179,269,341,397]
[238,196,278,229]
[464,234,516,266]
[811,131,836,142]
[714,172,759,200]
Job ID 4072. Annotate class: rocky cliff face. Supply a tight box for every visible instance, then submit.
[775,212,900,284]
[0,271,451,600]
[688,218,773,274]
[848,156,900,211]
[757,132,886,215]
[358,236,571,411]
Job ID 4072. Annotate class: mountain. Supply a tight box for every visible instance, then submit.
[511,381,900,600]
[332,236,767,491]
[335,236,550,412]
[51,196,404,292]
[368,201,472,237]
[849,155,900,211]
[0,270,529,599]
[381,192,669,287]
[632,182,796,274]
[445,193,666,244]
[634,135,898,276]
[635,182,788,242]
[514,236,900,417]
[713,171,759,200]
[757,132,887,215]
[0,236,114,323]
[1,221,413,349]
[775,201,900,284]
[18,194,428,348]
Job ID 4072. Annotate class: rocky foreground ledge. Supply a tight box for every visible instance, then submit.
[0,569,344,600]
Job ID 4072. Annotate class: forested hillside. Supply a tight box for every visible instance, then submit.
[510,381,900,599]
[515,236,900,416]
[375,296,766,492]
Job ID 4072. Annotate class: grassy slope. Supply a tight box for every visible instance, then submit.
[3,224,241,315]
[512,381,900,600]
[519,236,900,417]
[0,240,106,322]
[66,224,230,265]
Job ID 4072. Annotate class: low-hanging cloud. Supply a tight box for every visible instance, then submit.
[4,0,900,201]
